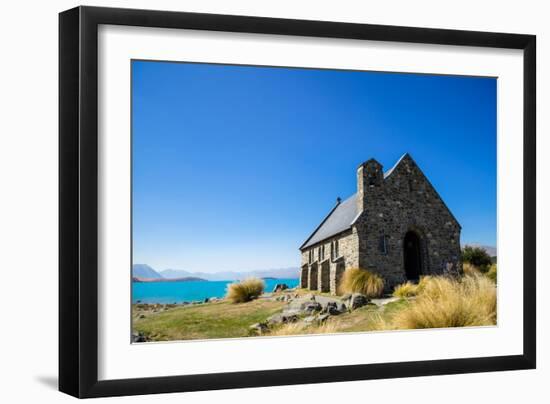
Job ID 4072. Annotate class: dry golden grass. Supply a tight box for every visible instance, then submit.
[392,281,419,298]
[339,268,384,298]
[268,320,342,336]
[226,278,265,303]
[376,274,496,330]
[463,262,481,277]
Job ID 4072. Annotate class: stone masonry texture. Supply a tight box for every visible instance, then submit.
[299,154,462,294]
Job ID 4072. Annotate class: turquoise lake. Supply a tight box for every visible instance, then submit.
[132,278,299,304]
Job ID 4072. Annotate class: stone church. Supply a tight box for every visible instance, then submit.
[299,153,461,295]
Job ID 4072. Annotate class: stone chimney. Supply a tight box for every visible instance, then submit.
[357,158,383,212]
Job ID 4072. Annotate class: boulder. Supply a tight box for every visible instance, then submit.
[281,308,302,317]
[272,283,289,293]
[328,303,344,315]
[267,313,298,325]
[302,301,322,313]
[249,322,269,335]
[349,293,369,310]
[336,302,348,313]
[132,332,148,343]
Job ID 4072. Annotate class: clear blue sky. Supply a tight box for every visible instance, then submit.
[132,60,496,272]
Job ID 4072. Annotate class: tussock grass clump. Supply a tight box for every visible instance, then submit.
[339,268,385,298]
[382,274,496,329]
[392,281,419,298]
[462,262,481,277]
[269,321,342,336]
[226,278,265,303]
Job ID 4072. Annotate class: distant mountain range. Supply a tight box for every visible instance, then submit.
[132,276,206,283]
[132,264,300,282]
[132,264,163,279]
[463,244,497,258]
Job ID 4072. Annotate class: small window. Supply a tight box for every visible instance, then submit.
[368,172,377,186]
[408,179,414,193]
[379,233,388,255]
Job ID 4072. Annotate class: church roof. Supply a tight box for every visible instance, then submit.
[300,194,358,250]
[299,154,408,250]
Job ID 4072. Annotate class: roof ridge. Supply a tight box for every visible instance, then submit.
[383,153,410,179]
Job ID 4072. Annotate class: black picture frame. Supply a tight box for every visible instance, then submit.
[59,5,536,398]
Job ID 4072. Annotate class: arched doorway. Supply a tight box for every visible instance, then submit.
[404,231,422,280]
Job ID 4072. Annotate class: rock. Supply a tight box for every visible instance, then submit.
[303,315,317,324]
[204,297,210,303]
[281,309,302,317]
[132,332,148,343]
[328,305,343,315]
[302,301,322,313]
[317,313,330,323]
[272,283,289,293]
[349,293,369,310]
[249,322,269,335]
[138,314,146,319]
[336,302,347,313]
[319,301,346,315]
[267,313,298,325]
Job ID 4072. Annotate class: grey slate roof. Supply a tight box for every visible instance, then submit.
[300,154,407,250]
[300,194,358,249]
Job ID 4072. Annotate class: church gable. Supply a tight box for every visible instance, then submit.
[382,153,460,228]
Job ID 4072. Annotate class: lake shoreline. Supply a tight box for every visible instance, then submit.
[132,277,300,304]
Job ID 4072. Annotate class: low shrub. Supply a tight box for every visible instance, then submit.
[392,281,419,298]
[226,278,264,303]
[339,268,384,298]
[462,246,493,272]
[486,264,497,283]
[384,274,496,329]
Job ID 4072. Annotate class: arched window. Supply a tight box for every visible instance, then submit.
[331,239,339,259]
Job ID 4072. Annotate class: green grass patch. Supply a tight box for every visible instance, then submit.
[133,299,285,341]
